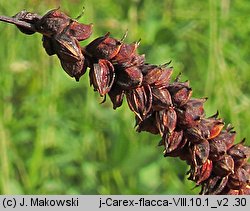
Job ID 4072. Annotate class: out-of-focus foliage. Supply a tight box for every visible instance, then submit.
[0,0,249,194]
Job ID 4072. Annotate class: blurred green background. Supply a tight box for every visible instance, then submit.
[0,0,249,194]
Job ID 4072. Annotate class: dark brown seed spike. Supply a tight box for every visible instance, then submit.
[1,8,249,196]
